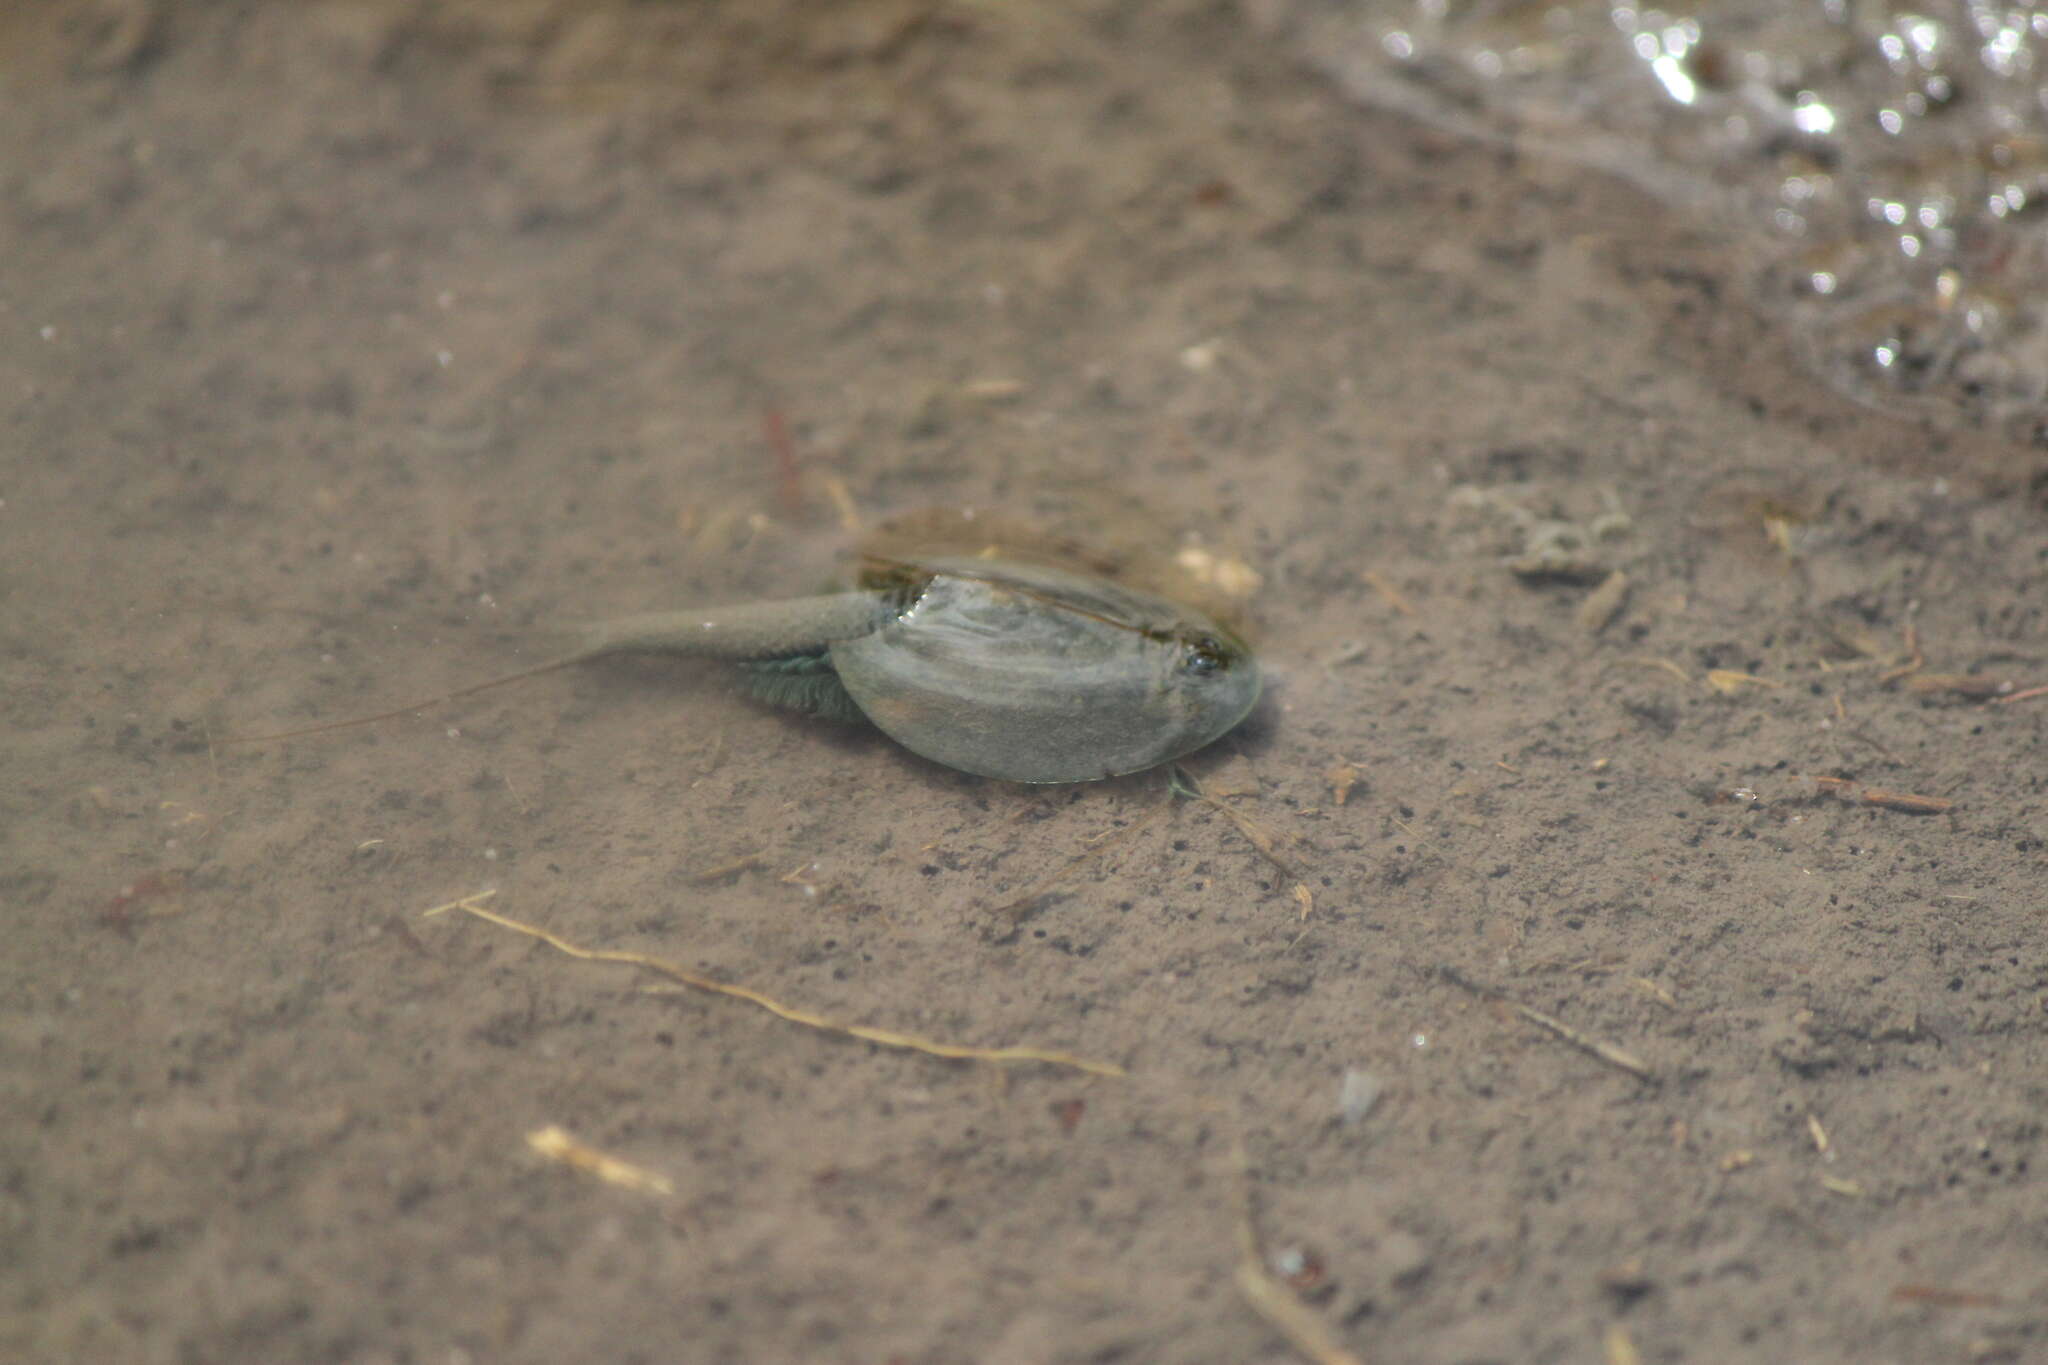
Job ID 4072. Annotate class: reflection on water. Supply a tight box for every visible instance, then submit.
[1300,1,2048,442]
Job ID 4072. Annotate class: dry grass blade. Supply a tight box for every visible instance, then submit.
[1705,669,1781,695]
[422,892,1123,1077]
[1235,1262,1367,1365]
[527,1125,674,1196]
[1234,1139,1367,1365]
[1438,966,1656,1082]
[1876,622,1924,685]
[1173,767,1300,880]
[1615,656,1690,684]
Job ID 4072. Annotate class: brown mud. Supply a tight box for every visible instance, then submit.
[4,4,2045,1362]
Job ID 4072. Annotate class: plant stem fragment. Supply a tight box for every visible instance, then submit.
[420,891,1123,1077]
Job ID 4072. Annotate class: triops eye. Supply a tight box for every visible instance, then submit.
[1180,635,1228,676]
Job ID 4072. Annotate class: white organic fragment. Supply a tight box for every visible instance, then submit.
[1337,1068,1383,1125]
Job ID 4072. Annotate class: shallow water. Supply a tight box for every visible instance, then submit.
[6,4,2045,1363]
[1292,0,2048,441]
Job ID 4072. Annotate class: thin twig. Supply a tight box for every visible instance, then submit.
[422,892,1123,1077]
[1172,767,1300,880]
[1794,774,1954,815]
[1437,966,1656,1082]
[1362,570,1415,617]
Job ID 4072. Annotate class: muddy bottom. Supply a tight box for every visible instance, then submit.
[5,4,2045,1363]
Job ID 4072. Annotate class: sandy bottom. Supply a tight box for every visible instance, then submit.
[6,4,2045,1362]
